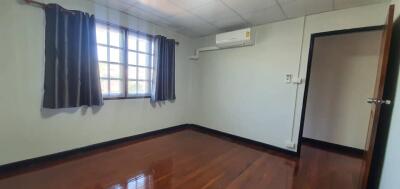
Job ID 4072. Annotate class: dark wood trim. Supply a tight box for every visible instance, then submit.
[0,124,188,175]
[312,25,384,38]
[368,16,400,189]
[296,25,385,156]
[296,31,316,156]
[363,5,395,189]
[302,137,364,157]
[124,27,129,98]
[187,124,298,157]
[0,124,298,176]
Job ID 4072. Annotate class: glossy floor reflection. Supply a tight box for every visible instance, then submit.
[0,129,363,189]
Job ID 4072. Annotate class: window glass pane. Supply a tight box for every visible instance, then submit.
[109,48,122,63]
[128,34,137,50]
[128,51,137,65]
[150,67,154,81]
[138,81,149,94]
[96,25,107,45]
[138,53,150,67]
[128,66,137,79]
[99,63,108,78]
[97,45,108,61]
[138,37,149,52]
[110,64,123,79]
[128,81,137,95]
[150,54,154,68]
[100,79,109,95]
[109,29,122,47]
[138,67,149,80]
[96,24,155,100]
[110,80,123,95]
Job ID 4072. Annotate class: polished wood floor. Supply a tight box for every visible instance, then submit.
[0,129,363,189]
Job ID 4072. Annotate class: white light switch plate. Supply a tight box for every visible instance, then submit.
[285,74,292,83]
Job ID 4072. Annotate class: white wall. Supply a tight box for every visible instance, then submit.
[0,0,195,166]
[379,0,400,188]
[189,3,389,151]
[190,18,305,151]
[303,31,381,150]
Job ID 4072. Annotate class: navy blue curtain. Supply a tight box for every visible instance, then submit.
[43,4,103,108]
[151,36,176,102]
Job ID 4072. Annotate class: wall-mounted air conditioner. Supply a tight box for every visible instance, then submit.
[216,28,253,48]
[190,28,254,60]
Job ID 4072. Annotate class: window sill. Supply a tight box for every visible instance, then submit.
[103,96,151,100]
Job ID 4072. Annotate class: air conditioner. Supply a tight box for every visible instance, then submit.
[189,28,254,60]
[216,28,253,48]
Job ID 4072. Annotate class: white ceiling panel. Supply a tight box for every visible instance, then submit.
[92,0,107,4]
[304,0,334,15]
[93,0,137,11]
[169,0,215,10]
[211,14,248,30]
[176,22,220,37]
[127,6,173,27]
[190,0,239,24]
[277,0,306,18]
[167,12,219,34]
[89,0,388,38]
[334,0,387,10]
[167,12,208,27]
[176,29,204,38]
[134,0,186,18]
[242,5,287,25]
[221,0,277,15]
[278,0,334,18]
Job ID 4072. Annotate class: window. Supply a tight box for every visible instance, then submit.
[96,23,154,99]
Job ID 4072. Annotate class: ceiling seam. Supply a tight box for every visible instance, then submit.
[121,2,177,26]
[89,0,184,36]
[275,0,288,19]
[91,0,164,24]
[332,0,336,10]
[166,0,221,36]
[217,0,253,28]
[94,0,210,37]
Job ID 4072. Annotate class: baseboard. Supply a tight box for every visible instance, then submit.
[0,124,188,174]
[187,124,298,157]
[0,123,298,175]
[302,137,364,156]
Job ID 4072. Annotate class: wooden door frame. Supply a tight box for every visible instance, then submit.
[296,26,384,155]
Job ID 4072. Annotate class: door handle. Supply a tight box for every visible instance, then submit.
[367,98,377,104]
[367,98,391,105]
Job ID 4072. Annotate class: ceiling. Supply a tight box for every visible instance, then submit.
[90,0,387,37]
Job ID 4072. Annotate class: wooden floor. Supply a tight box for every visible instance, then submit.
[0,129,363,189]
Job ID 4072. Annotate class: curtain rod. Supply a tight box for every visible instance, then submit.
[24,0,180,46]
[25,0,46,8]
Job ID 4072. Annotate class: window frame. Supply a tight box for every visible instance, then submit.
[96,21,154,100]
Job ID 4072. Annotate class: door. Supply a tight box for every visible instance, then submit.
[361,4,394,189]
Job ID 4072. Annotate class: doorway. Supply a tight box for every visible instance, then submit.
[297,12,394,186]
[302,29,383,152]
